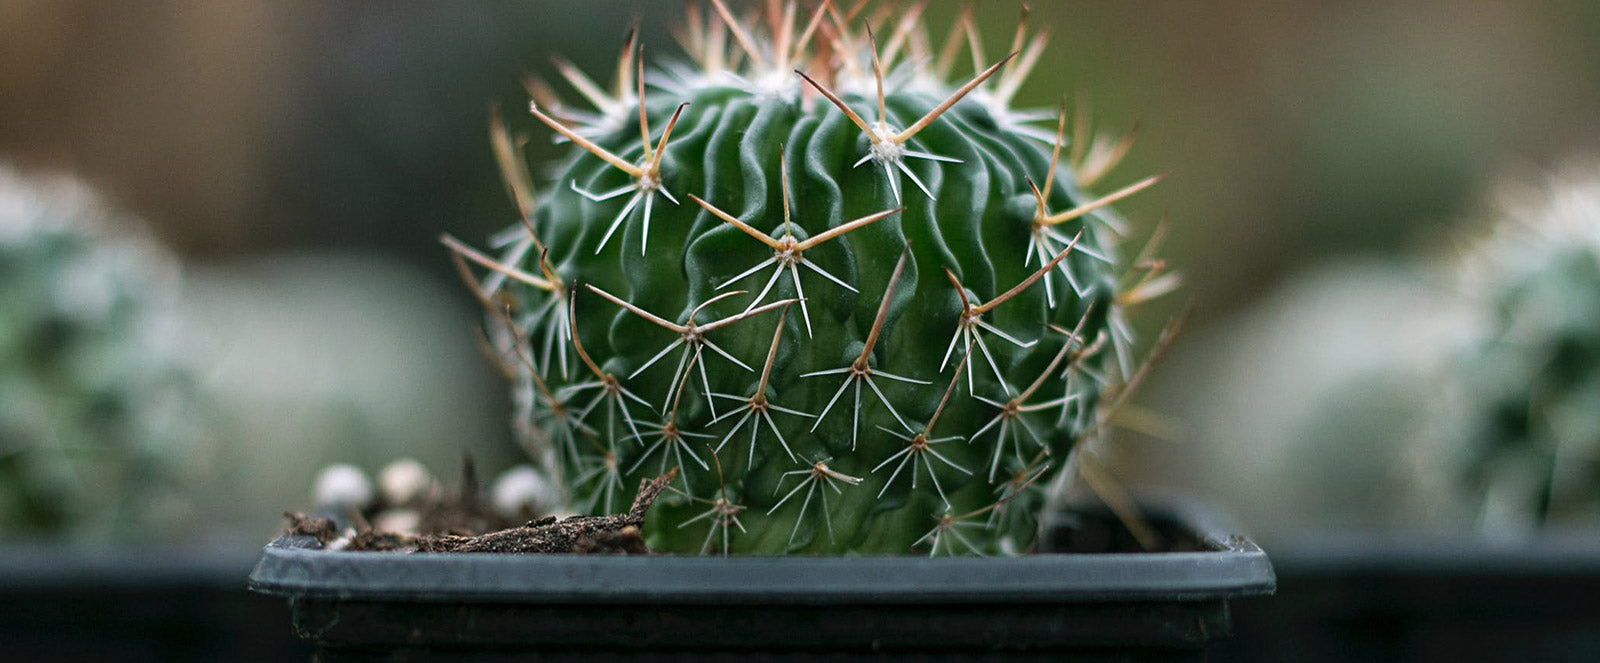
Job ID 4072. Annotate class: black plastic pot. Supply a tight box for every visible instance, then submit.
[0,539,311,662]
[1221,533,1600,662]
[250,500,1273,661]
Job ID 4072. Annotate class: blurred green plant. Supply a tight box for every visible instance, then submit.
[1152,164,1600,541]
[1447,166,1600,531]
[0,165,206,539]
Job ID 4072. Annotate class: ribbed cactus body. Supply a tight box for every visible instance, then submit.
[465,3,1157,554]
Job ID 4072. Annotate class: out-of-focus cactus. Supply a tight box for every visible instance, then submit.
[1447,166,1600,532]
[1145,261,1479,541]
[0,165,203,538]
[447,2,1171,554]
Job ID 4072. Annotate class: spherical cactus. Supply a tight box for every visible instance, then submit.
[0,164,201,537]
[1448,166,1600,531]
[447,2,1170,554]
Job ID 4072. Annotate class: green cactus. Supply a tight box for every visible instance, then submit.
[0,165,201,538]
[448,2,1169,554]
[1449,168,1600,530]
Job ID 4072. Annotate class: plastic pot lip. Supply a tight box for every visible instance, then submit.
[248,497,1275,605]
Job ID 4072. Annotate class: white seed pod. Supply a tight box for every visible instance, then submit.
[378,458,433,507]
[492,465,561,520]
[313,463,373,512]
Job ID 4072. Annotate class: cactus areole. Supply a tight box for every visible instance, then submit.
[449,2,1168,555]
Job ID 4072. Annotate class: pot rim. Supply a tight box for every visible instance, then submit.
[248,497,1276,605]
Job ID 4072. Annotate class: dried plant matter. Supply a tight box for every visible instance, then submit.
[418,470,675,554]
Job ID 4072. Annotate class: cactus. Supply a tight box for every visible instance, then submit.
[1447,166,1600,531]
[447,2,1171,554]
[0,165,201,538]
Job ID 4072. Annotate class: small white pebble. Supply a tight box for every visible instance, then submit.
[492,465,562,520]
[313,464,373,512]
[378,458,433,507]
[326,529,357,551]
[998,536,1019,556]
[373,509,422,536]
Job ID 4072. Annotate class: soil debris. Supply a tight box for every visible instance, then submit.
[280,512,338,544]
[346,529,412,552]
[571,525,647,554]
[416,453,497,535]
[285,457,675,554]
[415,470,674,554]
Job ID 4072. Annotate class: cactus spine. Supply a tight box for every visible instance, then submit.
[448,1,1169,554]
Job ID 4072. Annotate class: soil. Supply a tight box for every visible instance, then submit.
[278,468,675,555]
[413,454,497,536]
[282,511,338,540]
[276,462,1187,555]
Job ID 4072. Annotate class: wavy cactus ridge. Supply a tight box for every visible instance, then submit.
[454,1,1166,555]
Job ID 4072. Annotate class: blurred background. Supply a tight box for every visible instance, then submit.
[2,0,1599,544]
